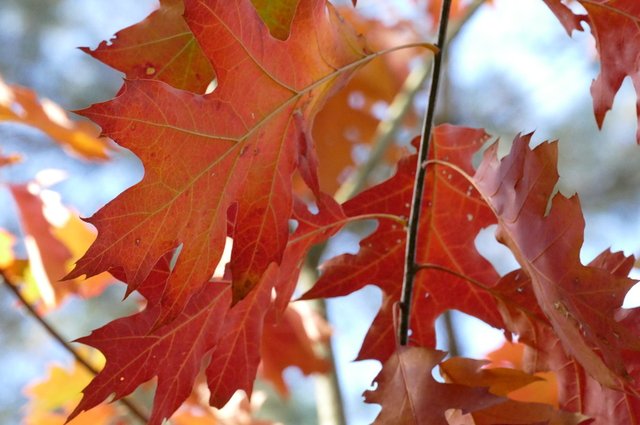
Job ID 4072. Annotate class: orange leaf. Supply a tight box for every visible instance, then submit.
[0,76,109,159]
[23,353,117,425]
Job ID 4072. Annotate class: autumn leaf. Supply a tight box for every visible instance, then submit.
[0,76,109,159]
[440,356,588,425]
[8,181,114,309]
[23,353,119,425]
[544,0,640,142]
[66,0,433,323]
[69,259,232,424]
[69,191,352,422]
[261,302,331,396]
[303,126,504,361]
[514,250,640,424]
[70,246,337,422]
[10,184,72,308]
[81,0,214,93]
[485,341,559,407]
[364,347,502,425]
[440,357,542,397]
[474,134,640,388]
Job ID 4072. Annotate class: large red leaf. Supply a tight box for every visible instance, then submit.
[69,254,276,424]
[474,135,640,388]
[69,197,349,422]
[67,0,383,322]
[544,0,640,142]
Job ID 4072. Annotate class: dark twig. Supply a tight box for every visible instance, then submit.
[0,271,150,423]
[399,0,454,346]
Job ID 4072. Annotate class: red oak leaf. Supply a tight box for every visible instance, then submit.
[364,347,502,425]
[69,254,275,424]
[69,197,348,422]
[303,126,504,361]
[82,0,215,93]
[67,0,379,322]
[515,250,640,424]
[544,0,640,142]
[474,135,640,388]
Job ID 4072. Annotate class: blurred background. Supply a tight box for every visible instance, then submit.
[1,0,639,423]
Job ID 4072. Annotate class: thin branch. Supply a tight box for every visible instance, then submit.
[399,0,454,346]
[300,245,347,425]
[0,271,150,424]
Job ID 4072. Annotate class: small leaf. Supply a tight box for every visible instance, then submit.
[0,76,109,159]
[545,0,640,142]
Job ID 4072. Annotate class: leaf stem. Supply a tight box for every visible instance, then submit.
[399,0,454,346]
[0,271,150,424]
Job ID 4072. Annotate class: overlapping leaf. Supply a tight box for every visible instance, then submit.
[364,347,502,425]
[511,250,640,424]
[544,0,640,142]
[474,135,640,388]
[70,195,349,423]
[440,356,587,425]
[306,124,640,413]
[67,0,390,321]
[365,347,583,424]
[68,256,249,424]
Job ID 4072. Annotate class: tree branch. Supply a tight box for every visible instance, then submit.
[0,271,150,424]
[399,0,454,346]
